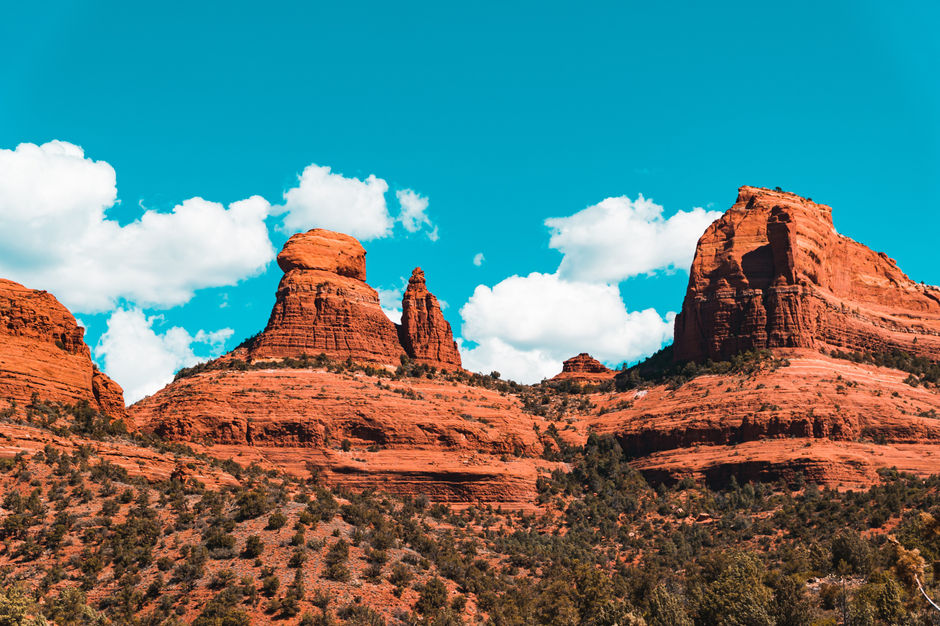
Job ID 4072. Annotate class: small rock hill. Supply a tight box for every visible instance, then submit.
[551,353,616,383]
[590,186,940,487]
[0,278,126,420]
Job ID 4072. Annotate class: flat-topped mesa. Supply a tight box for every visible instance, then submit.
[674,186,940,363]
[0,278,127,419]
[399,268,462,369]
[551,353,615,382]
[246,229,404,365]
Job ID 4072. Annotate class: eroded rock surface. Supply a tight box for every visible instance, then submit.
[674,186,940,363]
[399,268,461,369]
[0,278,126,419]
[242,230,462,370]
[131,367,561,503]
[590,350,940,487]
[551,353,615,382]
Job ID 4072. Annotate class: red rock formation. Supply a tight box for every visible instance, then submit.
[674,186,940,363]
[239,230,463,371]
[131,367,562,503]
[245,229,405,365]
[589,350,940,488]
[399,268,461,369]
[589,186,940,487]
[0,278,127,419]
[551,353,616,382]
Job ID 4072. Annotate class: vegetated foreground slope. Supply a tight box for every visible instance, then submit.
[1,413,939,625]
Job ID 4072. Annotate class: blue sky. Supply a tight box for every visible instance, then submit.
[1,1,938,400]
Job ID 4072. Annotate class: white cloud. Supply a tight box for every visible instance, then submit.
[396,189,437,240]
[0,141,275,313]
[472,252,485,267]
[377,284,404,325]
[545,195,721,283]
[459,272,673,383]
[95,308,233,404]
[457,337,560,384]
[278,163,392,240]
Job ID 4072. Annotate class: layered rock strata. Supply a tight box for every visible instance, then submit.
[592,186,940,487]
[245,229,405,364]
[131,367,561,503]
[242,229,460,370]
[674,186,940,363]
[589,350,940,488]
[0,278,126,419]
[399,268,461,368]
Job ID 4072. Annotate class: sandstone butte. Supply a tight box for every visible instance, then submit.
[236,228,461,369]
[673,186,940,362]
[130,229,566,504]
[0,278,127,421]
[588,186,940,488]
[550,352,617,383]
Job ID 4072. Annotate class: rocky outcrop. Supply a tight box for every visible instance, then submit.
[131,366,564,503]
[551,353,616,382]
[245,229,406,365]
[399,268,461,368]
[674,186,940,363]
[591,186,940,487]
[242,230,462,370]
[130,229,567,503]
[590,350,940,487]
[0,278,127,419]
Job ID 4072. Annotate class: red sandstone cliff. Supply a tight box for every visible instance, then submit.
[588,186,940,487]
[551,353,615,382]
[242,229,462,370]
[674,186,940,363]
[0,278,127,419]
[245,229,405,364]
[128,229,570,503]
[399,268,461,369]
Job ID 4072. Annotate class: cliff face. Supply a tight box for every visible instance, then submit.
[245,229,405,364]
[590,186,940,487]
[590,350,940,488]
[399,268,462,369]
[243,229,461,370]
[130,367,562,503]
[0,278,127,419]
[674,186,940,363]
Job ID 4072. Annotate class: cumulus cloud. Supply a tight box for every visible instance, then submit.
[0,141,275,313]
[472,252,485,267]
[95,308,233,404]
[278,163,393,239]
[459,272,673,383]
[458,337,560,384]
[545,195,721,283]
[396,189,437,240]
[377,284,404,325]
